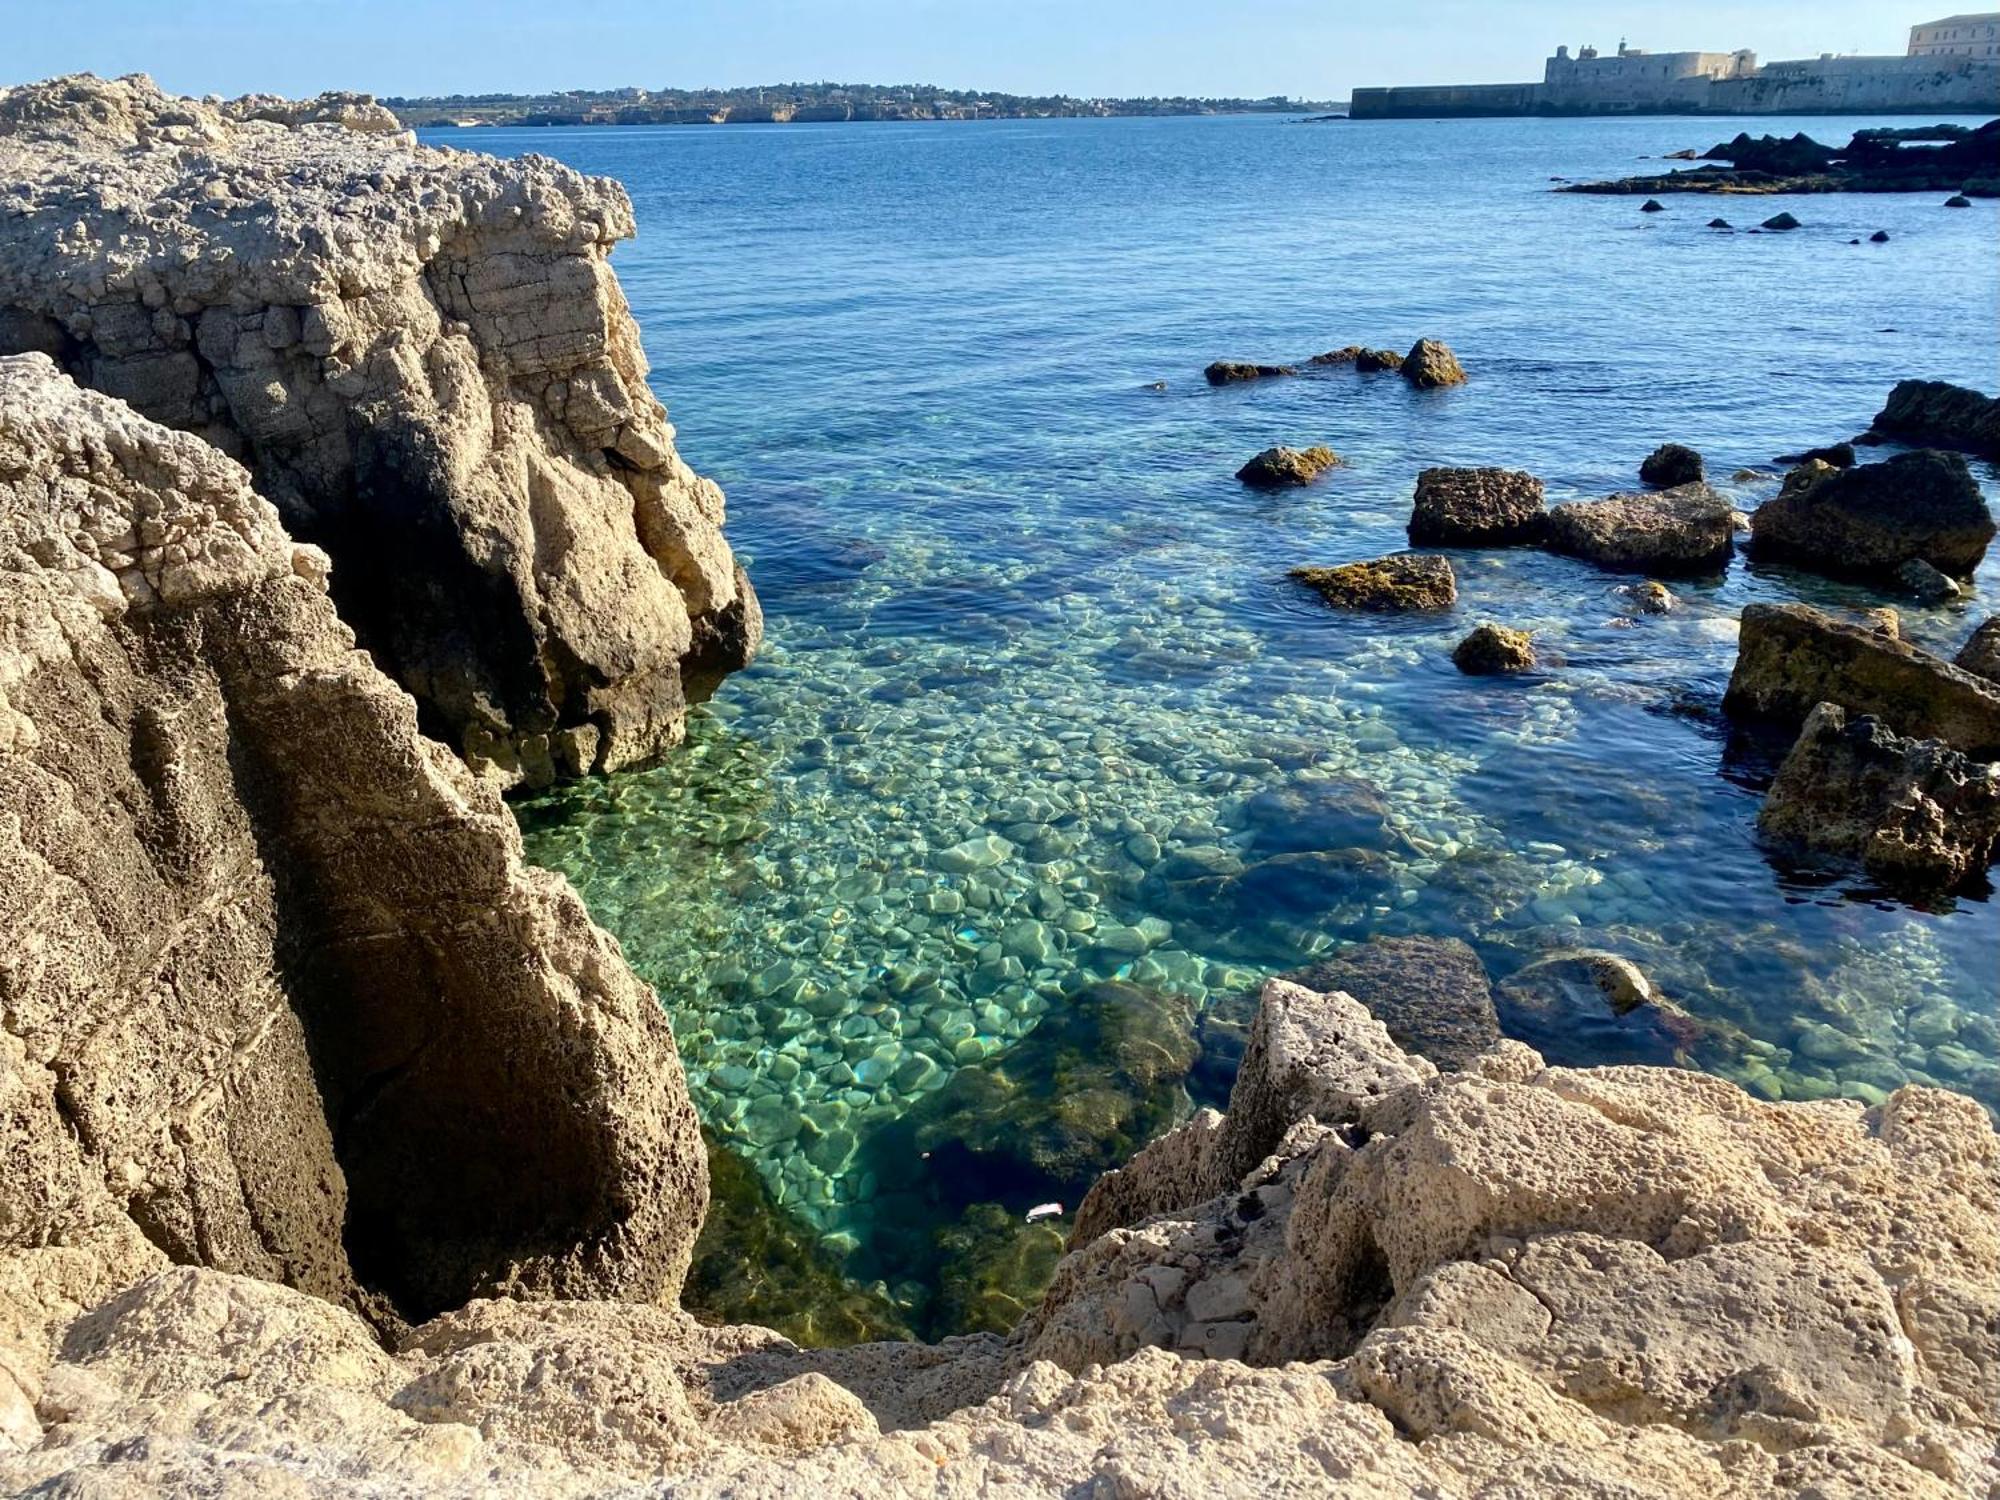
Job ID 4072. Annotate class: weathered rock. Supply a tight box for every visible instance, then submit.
[1863,379,2000,458]
[1955,617,2000,682]
[1354,348,1404,373]
[1545,483,1735,574]
[1761,211,1802,230]
[1291,553,1457,611]
[0,74,756,788]
[1451,623,1536,674]
[1724,603,2000,757]
[1639,442,1705,487]
[1400,338,1467,389]
[1205,360,1295,385]
[0,353,706,1332]
[1749,451,1995,580]
[1760,701,2000,892]
[1617,580,1677,614]
[1406,466,1548,546]
[1776,441,1857,468]
[1308,345,1364,365]
[1866,606,1904,638]
[1236,444,1339,488]
[1496,951,1713,1068]
[1640,198,1666,212]
[1897,556,1964,603]
[1281,936,1502,1071]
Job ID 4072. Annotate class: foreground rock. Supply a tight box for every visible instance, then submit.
[1406,466,1547,546]
[1956,617,2000,682]
[1724,603,2000,757]
[1236,444,1339,488]
[1749,451,1995,581]
[1863,378,2000,458]
[1760,702,2000,893]
[1545,482,1735,574]
[0,354,706,1332]
[0,74,756,788]
[1452,623,1536,674]
[1290,553,1457,611]
[1639,441,1704,487]
[1399,337,1466,389]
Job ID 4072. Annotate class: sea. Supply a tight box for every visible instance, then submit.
[421,112,2000,1343]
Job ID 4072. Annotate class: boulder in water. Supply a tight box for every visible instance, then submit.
[1945,194,1973,207]
[1774,441,1856,469]
[1545,483,1735,574]
[1308,345,1365,365]
[1707,217,1732,229]
[1290,553,1457,610]
[1451,624,1537,675]
[1354,347,1404,373]
[1496,951,1710,1068]
[1760,211,1802,231]
[1236,445,1340,488]
[1639,442,1705,487]
[1400,338,1467,389]
[1640,198,1666,212]
[1748,450,1995,580]
[1406,466,1548,547]
[1871,229,1891,242]
[1955,617,2000,683]
[1206,360,1296,385]
[1861,379,2000,457]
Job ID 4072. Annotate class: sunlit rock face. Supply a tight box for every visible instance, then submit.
[0,73,758,788]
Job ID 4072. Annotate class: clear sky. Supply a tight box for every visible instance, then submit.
[0,0,1929,102]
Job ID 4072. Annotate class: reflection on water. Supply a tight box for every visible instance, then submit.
[485,111,1999,1338]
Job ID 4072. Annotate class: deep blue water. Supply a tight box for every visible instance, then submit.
[429,114,2000,1337]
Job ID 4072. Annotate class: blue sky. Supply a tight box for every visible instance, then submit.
[0,1,1928,100]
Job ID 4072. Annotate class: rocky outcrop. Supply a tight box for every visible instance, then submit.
[0,355,706,1343]
[1205,360,1294,385]
[1406,466,1547,546]
[1760,702,2000,892]
[1451,623,1536,674]
[1749,451,1995,581]
[1399,337,1466,389]
[0,74,756,788]
[1545,482,1735,574]
[1956,616,2000,682]
[1639,441,1704,487]
[1725,603,2000,757]
[1290,553,1457,611]
[1863,379,2000,459]
[1236,444,1339,488]
[1355,347,1404,373]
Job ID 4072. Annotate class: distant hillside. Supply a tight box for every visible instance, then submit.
[385,81,1342,127]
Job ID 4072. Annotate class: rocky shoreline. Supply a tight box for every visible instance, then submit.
[1565,120,2000,198]
[3,75,1999,1498]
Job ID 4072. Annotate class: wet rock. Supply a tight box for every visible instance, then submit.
[1281,936,1501,1071]
[1497,951,1709,1068]
[1224,849,1398,927]
[1236,445,1340,488]
[1870,229,1891,242]
[1760,212,1802,230]
[1406,466,1548,547]
[1861,378,2000,458]
[1955,617,2000,682]
[1235,779,1396,857]
[1945,194,1973,207]
[1400,338,1467,389]
[1451,624,1536,675]
[1749,450,1994,580]
[1896,557,1963,604]
[1639,443,1705,487]
[1545,483,1735,574]
[1865,606,1902,639]
[1640,199,1666,212]
[1205,361,1295,386]
[1308,346,1365,365]
[1617,581,1677,614]
[1773,441,1856,468]
[1707,217,1732,229]
[930,1202,1069,1335]
[1723,603,2000,757]
[1290,553,1457,611]
[1759,702,2000,893]
[1354,348,1404,373]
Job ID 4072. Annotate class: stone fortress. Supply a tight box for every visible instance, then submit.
[1350,13,2000,117]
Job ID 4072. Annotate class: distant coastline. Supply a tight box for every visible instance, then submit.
[387,81,1344,128]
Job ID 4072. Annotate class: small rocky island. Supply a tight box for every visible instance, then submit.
[1,75,1997,1499]
[1568,119,2000,197]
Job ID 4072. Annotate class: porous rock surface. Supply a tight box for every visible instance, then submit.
[1749,450,1995,581]
[1545,482,1736,574]
[0,354,706,1353]
[1406,465,1547,547]
[1639,441,1705,487]
[1290,552,1457,611]
[0,73,757,788]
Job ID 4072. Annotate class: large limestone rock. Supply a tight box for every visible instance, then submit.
[1864,378,2000,458]
[1759,701,2000,892]
[1724,603,2000,757]
[1399,337,1466,389]
[1545,482,1735,574]
[0,355,706,1348]
[1290,552,1457,610]
[1405,466,1547,546]
[1749,451,1995,581]
[0,74,757,788]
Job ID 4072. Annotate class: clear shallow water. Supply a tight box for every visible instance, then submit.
[431,115,2000,1339]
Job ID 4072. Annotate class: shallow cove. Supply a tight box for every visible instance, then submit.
[462,112,2000,1341]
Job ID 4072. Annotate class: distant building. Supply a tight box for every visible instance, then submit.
[1542,41,1756,111]
[1908,12,2000,56]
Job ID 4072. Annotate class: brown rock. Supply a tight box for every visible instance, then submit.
[1451,624,1537,675]
[1400,338,1467,389]
[1406,467,1548,547]
[1236,445,1340,488]
[1205,360,1296,385]
[1290,553,1457,611]
[1355,348,1405,373]
[1749,450,1995,581]
[1863,379,2000,459]
[1545,483,1735,574]
[1281,936,1501,1071]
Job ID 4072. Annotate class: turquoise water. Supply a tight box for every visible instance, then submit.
[433,115,2000,1336]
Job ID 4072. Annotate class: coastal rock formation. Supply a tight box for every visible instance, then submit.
[1760,702,2000,892]
[1280,935,1501,1070]
[1863,379,2000,459]
[1405,466,1548,546]
[1451,623,1536,674]
[1545,482,1735,574]
[1205,360,1294,385]
[1571,122,2000,197]
[1354,348,1404,373]
[1725,603,2000,757]
[1776,440,1857,469]
[1290,553,1457,611]
[1236,444,1339,488]
[1639,441,1704,487]
[0,355,706,1336]
[1749,451,1995,581]
[1399,337,1466,389]
[0,73,756,788]
[1956,616,2000,683]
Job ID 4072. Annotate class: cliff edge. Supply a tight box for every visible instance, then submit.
[0,73,758,787]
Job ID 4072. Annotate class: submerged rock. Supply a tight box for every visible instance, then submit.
[0,74,756,789]
[1724,602,2000,757]
[1749,450,1995,581]
[1639,442,1705,487]
[1545,483,1735,574]
[1308,345,1365,365]
[1495,950,1712,1067]
[1406,466,1548,546]
[1640,198,1665,212]
[1236,444,1340,488]
[1945,193,1973,207]
[1617,580,1678,614]
[1400,337,1467,389]
[1760,702,2000,893]
[1290,553,1457,611]
[1862,378,2000,457]
[930,1202,1070,1336]
[1281,935,1501,1070]
[1897,556,1964,604]
[1205,360,1296,385]
[1354,347,1405,373]
[1956,616,2000,682]
[1451,623,1537,675]
[1761,211,1802,230]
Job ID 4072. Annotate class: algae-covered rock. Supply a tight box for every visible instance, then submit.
[1355,347,1405,373]
[1451,623,1537,675]
[1291,553,1457,610]
[1639,442,1705,487]
[1236,444,1340,488]
[1407,466,1548,547]
[930,1203,1070,1335]
[1400,337,1467,389]
[1281,936,1501,1071]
